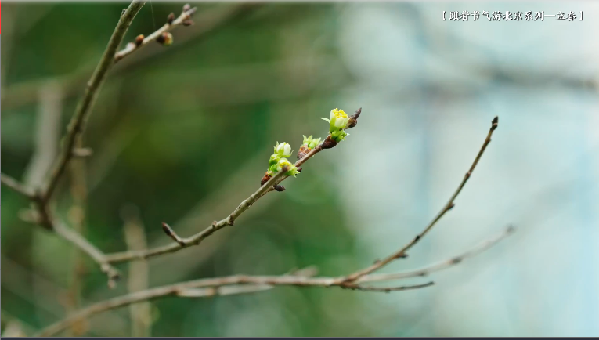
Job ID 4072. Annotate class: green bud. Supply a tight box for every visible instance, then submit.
[302,135,322,149]
[274,142,292,158]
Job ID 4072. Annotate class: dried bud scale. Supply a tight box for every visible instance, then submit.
[182,19,194,27]
[167,13,176,24]
[348,108,362,129]
[297,145,309,160]
[183,4,191,12]
[134,34,144,46]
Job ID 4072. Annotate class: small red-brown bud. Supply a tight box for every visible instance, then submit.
[347,117,357,128]
[347,107,362,128]
[274,185,286,192]
[261,172,272,186]
[297,145,309,160]
[167,13,176,25]
[134,34,144,46]
[182,19,194,26]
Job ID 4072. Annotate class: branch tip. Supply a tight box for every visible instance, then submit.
[162,222,186,246]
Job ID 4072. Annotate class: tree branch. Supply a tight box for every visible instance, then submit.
[53,220,120,287]
[122,205,152,337]
[42,1,145,201]
[342,116,499,283]
[354,225,514,284]
[105,144,326,264]
[1,173,34,199]
[114,6,197,62]
[1,1,145,285]
[36,224,513,337]
[343,281,435,292]
[1,4,263,112]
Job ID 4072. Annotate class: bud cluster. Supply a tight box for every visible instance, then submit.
[261,107,362,188]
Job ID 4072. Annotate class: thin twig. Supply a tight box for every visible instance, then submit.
[177,266,319,297]
[122,205,152,337]
[0,1,145,284]
[105,142,326,263]
[342,116,499,283]
[38,267,414,337]
[34,274,425,337]
[1,4,263,112]
[114,7,197,62]
[106,169,287,262]
[53,220,120,287]
[343,281,435,292]
[37,226,513,337]
[42,0,145,202]
[24,81,62,189]
[1,173,34,199]
[354,226,515,283]
[65,136,88,336]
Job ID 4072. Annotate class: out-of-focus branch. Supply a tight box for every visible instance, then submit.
[122,205,152,337]
[106,169,289,262]
[65,136,88,336]
[42,1,145,201]
[114,6,197,62]
[37,224,514,337]
[1,3,263,112]
[342,281,435,292]
[354,226,514,283]
[105,121,339,264]
[53,220,120,286]
[0,1,145,285]
[341,116,499,283]
[1,174,34,199]
[24,81,62,188]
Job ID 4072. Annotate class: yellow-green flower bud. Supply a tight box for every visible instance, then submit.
[276,158,300,177]
[274,142,292,158]
[322,108,349,133]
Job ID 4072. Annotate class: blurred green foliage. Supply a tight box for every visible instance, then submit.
[0,2,385,337]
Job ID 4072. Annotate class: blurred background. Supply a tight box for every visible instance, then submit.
[2,1,599,337]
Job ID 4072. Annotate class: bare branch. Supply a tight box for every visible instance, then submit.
[161,222,186,246]
[122,205,152,337]
[35,273,429,336]
[342,116,499,283]
[24,80,62,188]
[114,6,197,62]
[1,173,34,199]
[106,161,292,262]
[355,226,515,283]
[65,129,88,336]
[42,0,145,202]
[0,1,145,285]
[343,281,435,292]
[1,4,263,112]
[53,220,120,287]
[37,225,513,337]
[106,140,328,263]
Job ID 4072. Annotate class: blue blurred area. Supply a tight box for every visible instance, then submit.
[337,2,599,336]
